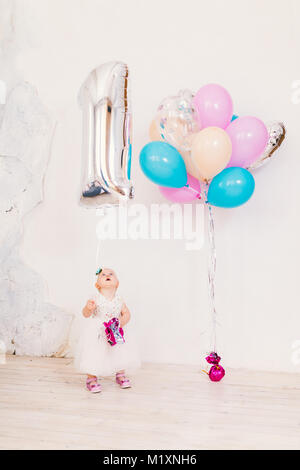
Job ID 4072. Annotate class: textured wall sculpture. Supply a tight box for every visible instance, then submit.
[0,82,72,356]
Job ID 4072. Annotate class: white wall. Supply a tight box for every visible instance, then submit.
[10,0,300,371]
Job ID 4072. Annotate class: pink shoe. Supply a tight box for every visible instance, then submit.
[116,373,131,389]
[86,377,102,393]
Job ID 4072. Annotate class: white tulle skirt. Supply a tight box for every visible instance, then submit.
[74,315,140,377]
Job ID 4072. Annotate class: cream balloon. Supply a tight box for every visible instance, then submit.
[149,119,163,141]
[191,127,232,180]
[180,150,202,180]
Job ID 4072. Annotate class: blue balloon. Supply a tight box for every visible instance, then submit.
[139,141,187,188]
[207,167,255,208]
[127,143,132,180]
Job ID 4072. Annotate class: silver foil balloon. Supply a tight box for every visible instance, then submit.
[248,121,286,171]
[78,61,134,208]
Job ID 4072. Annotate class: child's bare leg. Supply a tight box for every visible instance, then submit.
[87,374,97,380]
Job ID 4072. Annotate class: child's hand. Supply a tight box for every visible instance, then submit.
[86,300,96,312]
[119,303,131,327]
[82,300,96,317]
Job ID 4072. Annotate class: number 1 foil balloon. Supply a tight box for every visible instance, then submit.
[78,61,134,208]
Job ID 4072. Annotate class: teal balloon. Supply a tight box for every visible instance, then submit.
[139,141,187,188]
[207,167,255,208]
[231,114,239,121]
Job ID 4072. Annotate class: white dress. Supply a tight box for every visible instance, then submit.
[75,292,140,376]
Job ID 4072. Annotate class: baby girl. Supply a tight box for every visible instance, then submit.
[75,268,140,393]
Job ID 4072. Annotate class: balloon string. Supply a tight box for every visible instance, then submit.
[184,184,201,199]
[202,182,217,352]
[96,236,101,272]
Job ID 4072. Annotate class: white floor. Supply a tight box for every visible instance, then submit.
[0,356,299,450]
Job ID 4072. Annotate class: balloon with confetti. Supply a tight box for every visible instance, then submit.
[154,89,200,152]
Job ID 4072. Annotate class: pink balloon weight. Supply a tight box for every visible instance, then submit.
[193,84,233,129]
[226,116,268,168]
[209,365,225,382]
[159,173,201,202]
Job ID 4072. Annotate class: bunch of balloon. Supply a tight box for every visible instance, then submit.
[139,84,285,381]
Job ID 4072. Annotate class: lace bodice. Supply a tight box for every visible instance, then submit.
[94,292,123,322]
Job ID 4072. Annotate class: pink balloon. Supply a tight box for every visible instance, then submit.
[159,173,201,202]
[226,116,268,168]
[193,84,233,129]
